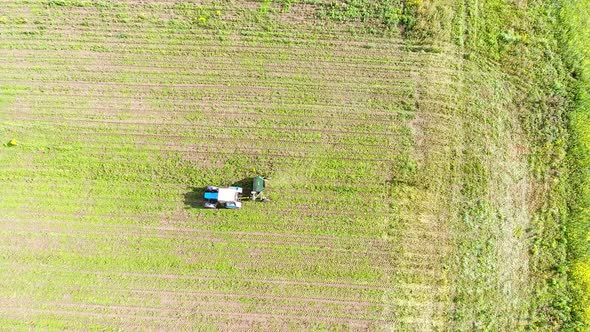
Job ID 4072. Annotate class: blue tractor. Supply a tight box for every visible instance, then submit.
[203,176,269,209]
[203,186,243,209]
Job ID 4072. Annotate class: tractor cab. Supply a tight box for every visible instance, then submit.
[204,186,242,209]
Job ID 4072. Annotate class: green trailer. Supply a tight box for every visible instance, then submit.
[253,176,265,193]
[250,176,269,202]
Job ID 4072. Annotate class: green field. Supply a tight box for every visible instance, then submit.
[0,0,588,330]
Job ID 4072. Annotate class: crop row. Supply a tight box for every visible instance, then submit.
[7,116,399,137]
[0,212,392,250]
[2,244,439,297]
[0,260,388,302]
[0,302,380,330]
[0,82,420,104]
[7,115,406,140]
[0,208,390,238]
[0,7,412,44]
[0,82,422,105]
[0,229,393,270]
[5,144,398,164]
[11,104,411,124]
[0,48,457,74]
[3,216,448,253]
[0,57,441,80]
[1,244,393,288]
[0,160,396,190]
[1,217,394,248]
[11,93,457,118]
[6,90,459,113]
[1,220,394,257]
[0,81,456,106]
[0,40,451,68]
[0,23,410,47]
[0,65,425,88]
[7,109,407,132]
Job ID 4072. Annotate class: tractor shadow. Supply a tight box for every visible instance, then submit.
[183,178,254,209]
[231,177,255,195]
[183,187,206,209]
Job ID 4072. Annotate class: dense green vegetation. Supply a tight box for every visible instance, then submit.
[405,1,590,328]
[0,0,589,330]
[561,0,590,327]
